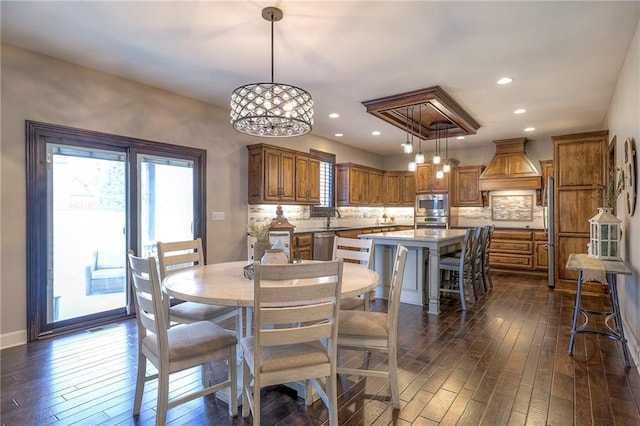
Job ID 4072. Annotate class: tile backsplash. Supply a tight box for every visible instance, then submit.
[455,190,544,229]
[248,205,414,231]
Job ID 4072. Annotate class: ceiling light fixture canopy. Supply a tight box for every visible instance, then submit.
[230,7,313,137]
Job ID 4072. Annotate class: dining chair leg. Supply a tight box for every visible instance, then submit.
[242,359,251,419]
[389,345,400,409]
[157,370,170,426]
[229,345,238,417]
[458,271,467,311]
[133,354,146,416]
[327,374,339,425]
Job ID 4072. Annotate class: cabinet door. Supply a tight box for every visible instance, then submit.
[295,156,310,201]
[556,140,605,188]
[415,164,432,192]
[307,157,321,204]
[453,166,484,206]
[264,149,283,201]
[368,170,384,205]
[432,166,449,193]
[533,240,548,270]
[401,173,416,206]
[279,151,296,202]
[557,188,602,234]
[350,167,368,205]
[383,172,401,206]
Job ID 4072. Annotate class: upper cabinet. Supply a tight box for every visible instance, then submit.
[295,154,321,204]
[415,159,458,193]
[453,165,485,207]
[248,144,320,205]
[383,171,415,206]
[338,163,414,207]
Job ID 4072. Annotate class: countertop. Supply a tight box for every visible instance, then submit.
[294,224,412,234]
[358,228,468,242]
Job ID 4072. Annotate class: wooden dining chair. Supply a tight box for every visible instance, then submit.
[439,228,476,310]
[332,236,374,311]
[481,225,495,291]
[157,238,242,338]
[127,251,238,425]
[241,259,344,426]
[337,244,408,409]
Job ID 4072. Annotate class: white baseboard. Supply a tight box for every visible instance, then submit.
[622,315,640,374]
[0,329,27,350]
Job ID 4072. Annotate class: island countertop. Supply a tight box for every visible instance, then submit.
[358,228,467,242]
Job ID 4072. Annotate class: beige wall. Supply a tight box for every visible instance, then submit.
[0,44,388,346]
[605,18,640,365]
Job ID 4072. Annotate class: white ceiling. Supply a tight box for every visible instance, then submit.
[2,1,639,156]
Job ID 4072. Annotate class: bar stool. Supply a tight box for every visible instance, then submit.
[566,253,632,368]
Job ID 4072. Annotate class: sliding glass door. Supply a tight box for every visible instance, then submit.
[27,121,206,339]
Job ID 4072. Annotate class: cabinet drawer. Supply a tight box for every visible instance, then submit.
[295,233,313,247]
[490,254,533,268]
[492,230,533,241]
[533,231,547,241]
[490,240,533,253]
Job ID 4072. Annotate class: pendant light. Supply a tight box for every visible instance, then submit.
[407,108,417,171]
[432,123,441,165]
[442,124,451,173]
[402,107,413,154]
[415,106,425,164]
[230,7,313,137]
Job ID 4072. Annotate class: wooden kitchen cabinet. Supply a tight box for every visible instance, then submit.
[533,231,548,270]
[295,154,321,204]
[383,171,415,206]
[415,159,458,193]
[489,230,535,271]
[293,232,313,260]
[368,169,384,206]
[453,165,485,206]
[401,173,416,205]
[248,144,320,205]
[553,130,608,293]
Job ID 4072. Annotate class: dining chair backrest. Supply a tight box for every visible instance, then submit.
[128,251,168,340]
[332,237,374,269]
[243,259,344,425]
[157,238,205,280]
[482,224,495,290]
[471,226,487,295]
[252,260,343,348]
[385,244,409,346]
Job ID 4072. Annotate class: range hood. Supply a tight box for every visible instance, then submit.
[479,138,542,191]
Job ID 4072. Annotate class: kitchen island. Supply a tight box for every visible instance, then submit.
[359,228,467,314]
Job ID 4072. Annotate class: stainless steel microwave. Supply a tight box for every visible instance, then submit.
[415,193,449,217]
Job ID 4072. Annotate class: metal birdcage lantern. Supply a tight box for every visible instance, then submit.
[588,208,622,260]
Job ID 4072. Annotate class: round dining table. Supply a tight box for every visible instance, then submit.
[162,260,380,308]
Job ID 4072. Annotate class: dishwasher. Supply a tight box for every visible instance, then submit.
[313,231,336,261]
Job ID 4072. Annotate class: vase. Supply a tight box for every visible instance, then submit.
[261,248,288,264]
[253,240,271,262]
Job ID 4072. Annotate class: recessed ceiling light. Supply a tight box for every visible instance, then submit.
[456,136,465,140]
[334,133,343,137]
[524,127,535,132]
[497,77,513,85]
[371,131,381,136]
[514,108,527,114]
[328,113,340,118]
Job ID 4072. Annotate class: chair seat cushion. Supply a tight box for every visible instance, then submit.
[338,311,388,338]
[340,296,365,311]
[143,321,237,361]
[240,337,329,373]
[439,256,462,268]
[170,301,236,321]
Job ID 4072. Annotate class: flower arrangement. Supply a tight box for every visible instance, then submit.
[248,221,271,241]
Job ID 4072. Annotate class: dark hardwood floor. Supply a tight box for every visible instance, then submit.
[2,272,640,425]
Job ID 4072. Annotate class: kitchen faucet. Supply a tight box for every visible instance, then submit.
[326,208,341,228]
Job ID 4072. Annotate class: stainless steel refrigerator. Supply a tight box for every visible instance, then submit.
[544,176,555,287]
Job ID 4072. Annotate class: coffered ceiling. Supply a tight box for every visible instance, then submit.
[2,1,639,156]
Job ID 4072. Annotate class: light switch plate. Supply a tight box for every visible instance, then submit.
[211,211,225,221]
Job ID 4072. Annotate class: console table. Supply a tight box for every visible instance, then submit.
[566,253,632,367]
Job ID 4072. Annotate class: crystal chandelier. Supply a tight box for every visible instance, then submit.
[230,7,313,137]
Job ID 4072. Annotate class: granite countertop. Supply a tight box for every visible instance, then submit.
[359,228,468,242]
[294,223,412,234]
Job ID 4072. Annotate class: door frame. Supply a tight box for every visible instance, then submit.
[26,121,207,340]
